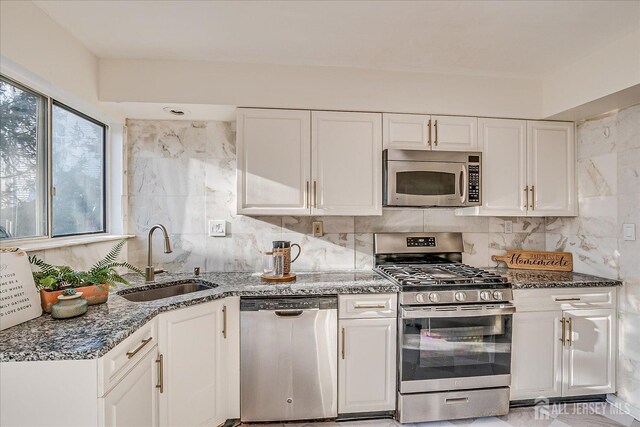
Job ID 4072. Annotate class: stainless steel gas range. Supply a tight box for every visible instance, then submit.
[374,232,514,424]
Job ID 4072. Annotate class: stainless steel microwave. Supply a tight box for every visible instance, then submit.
[383,149,481,207]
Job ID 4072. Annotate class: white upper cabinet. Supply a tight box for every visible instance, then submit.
[478,118,528,215]
[457,119,575,217]
[237,108,311,215]
[431,115,478,151]
[312,111,382,216]
[527,121,576,216]
[383,113,431,150]
[383,114,477,151]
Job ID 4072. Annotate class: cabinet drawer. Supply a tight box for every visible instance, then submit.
[98,319,157,396]
[339,294,397,319]
[514,287,616,312]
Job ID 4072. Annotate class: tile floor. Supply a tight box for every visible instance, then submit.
[243,403,639,427]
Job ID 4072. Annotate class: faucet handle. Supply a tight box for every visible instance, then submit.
[194,267,201,277]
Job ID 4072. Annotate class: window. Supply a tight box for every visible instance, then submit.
[0,75,107,241]
[52,103,106,236]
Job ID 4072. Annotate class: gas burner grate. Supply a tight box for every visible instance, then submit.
[376,263,508,286]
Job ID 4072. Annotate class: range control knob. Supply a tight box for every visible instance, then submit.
[455,292,466,302]
[415,293,425,303]
[480,291,492,301]
[428,293,440,303]
[493,291,504,301]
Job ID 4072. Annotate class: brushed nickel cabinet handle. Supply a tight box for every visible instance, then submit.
[341,328,346,360]
[568,317,573,346]
[524,186,529,209]
[156,354,164,393]
[555,297,581,302]
[313,180,318,208]
[222,305,227,339]
[126,337,152,359]
[445,397,469,404]
[427,119,432,147]
[560,318,566,346]
[530,185,535,209]
[434,120,439,146]
[353,304,386,309]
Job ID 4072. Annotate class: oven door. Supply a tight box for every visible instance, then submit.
[399,305,514,393]
[385,160,467,207]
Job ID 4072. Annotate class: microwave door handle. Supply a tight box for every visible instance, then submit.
[460,165,467,204]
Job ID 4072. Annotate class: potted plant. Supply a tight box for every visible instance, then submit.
[30,239,143,313]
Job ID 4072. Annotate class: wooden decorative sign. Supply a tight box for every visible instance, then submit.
[0,248,43,330]
[491,250,573,272]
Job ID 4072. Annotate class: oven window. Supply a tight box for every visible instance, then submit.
[401,314,511,382]
[396,171,456,196]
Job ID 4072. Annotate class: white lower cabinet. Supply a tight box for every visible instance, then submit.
[158,297,239,427]
[510,289,616,401]
[338,294,397,415]
[101,346,159,427]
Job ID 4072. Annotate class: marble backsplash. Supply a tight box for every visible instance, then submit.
[125,119,545,274]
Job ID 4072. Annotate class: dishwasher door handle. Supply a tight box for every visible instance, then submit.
[275,310,304,317]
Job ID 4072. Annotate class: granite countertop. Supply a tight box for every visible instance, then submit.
[490,267,623,289]
[0,271,397,363]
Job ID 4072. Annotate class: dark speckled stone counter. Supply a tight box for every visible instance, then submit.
[0,271,397,362]
[490,267,622,289]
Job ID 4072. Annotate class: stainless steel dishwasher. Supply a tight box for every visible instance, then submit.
[240,296,337,422]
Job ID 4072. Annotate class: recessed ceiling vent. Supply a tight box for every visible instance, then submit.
[163,106,190,116]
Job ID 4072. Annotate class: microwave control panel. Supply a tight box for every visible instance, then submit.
[468,164,480,203]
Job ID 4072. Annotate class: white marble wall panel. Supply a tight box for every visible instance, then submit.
[546,233,619,279]
[616,104,640,152]
[461,233,490,267]
[489,217,544,234]
[42,241,128,272]
[354,233,374,270]
[281,232,355,271]
[618,148,640,196]
[424,209,489,233]
[489,232,545,267]
[577,113,617,161]
[355,209,423,233]
[577,152,617,198]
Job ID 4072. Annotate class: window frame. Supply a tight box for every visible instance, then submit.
[0,74,109,243]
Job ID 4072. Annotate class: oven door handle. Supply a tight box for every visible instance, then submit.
[401,305,516,318]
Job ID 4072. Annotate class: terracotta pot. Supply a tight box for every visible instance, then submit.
[40,284,110,313]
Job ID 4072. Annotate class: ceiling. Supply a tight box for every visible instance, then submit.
[35,0,640,80]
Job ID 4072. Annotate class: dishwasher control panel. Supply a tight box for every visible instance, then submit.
[241,296,337,311]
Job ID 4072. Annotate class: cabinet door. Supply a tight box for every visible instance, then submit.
[562,309,616,396]
[338,318,396,414]
[223,297,240,419]
[312,111,382,216]
[527,121,576,216]
[383,113,431,150]
[432,115,478,151]
[478,118,528,216]
[102,346,159,427]
[510,311,563,400]
[237,108,311,215]
[158,300,226,427]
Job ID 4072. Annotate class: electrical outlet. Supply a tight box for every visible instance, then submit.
[504,220,513,234]
[208,220,226,237]
[312,221,323,237]
[623,223,636,241]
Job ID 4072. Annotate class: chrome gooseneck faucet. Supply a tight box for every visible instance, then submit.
[145,224,172,282]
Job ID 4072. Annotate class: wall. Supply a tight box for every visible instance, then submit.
[125,119,545,273]
[542,28,640,119]
[544,104,640,409]
[100,59,542,119]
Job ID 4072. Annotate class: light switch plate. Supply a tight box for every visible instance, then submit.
[504,220,513,234]
[623,223,636,241]
[208,220,226,237]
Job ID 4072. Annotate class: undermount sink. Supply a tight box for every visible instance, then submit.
[118,279,218,302]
